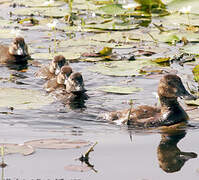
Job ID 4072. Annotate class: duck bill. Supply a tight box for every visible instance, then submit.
[73,84,84,92]
[178,88,196,101]
[55,67,61,75]
[72,83,86,93]
[64,78,68,85]
[16,45,28,56]
[182,93,197,100]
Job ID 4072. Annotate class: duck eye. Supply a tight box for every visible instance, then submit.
[167,81,173,86]
[58,60,65,68]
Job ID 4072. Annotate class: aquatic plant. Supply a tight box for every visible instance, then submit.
[47,19,58,54]
[179,6,192,27]
[43,0,55,6]
[0,146,6,168]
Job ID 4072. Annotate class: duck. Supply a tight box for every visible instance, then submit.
[65,72,86,94]
[0,37,29,64]
[55,72,87,104]
[35,55,68,80]
[102,74,196,128]
[44,65,72,92]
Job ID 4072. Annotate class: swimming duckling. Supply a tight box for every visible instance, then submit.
[65,72,86,94]
[0,37,29,64]
[35,55,68,80]
[55,72,87,103]
[102,74,196,128]
[44,65,72,92]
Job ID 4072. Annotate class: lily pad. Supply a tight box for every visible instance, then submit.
[0,19,15,28]
[13,0,65,7]
[0,0,12,4]
[192,64,199,82]
[0,143,34,156]
[149,30,199,43]
[59,36,133,49]
[32,51,81,60]
[168,0,199,14]
[182,45,199,55]
[158,13,199,28]
[98,4,125,15]
[72,1,98,11]
[98,86,143,94]
[185,99,199,106]
[13,7,69,18]
[24,139,90,149]
[0,88,54,109]
[85,20,138,31]
[0,29,18,39]
[89,60,160,76]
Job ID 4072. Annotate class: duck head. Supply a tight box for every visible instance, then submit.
[158,74,196,101]
[57,65,72,85]
[49,55,68,74]
[9,37,28,56]
[65,72,85,93]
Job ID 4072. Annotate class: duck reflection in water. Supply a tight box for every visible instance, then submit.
[158,130,197,173]
[60,93,88,111]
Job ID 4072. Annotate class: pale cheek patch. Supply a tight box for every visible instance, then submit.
[55,68,60,75]
[162,112,169,120]
[16,48,23,55]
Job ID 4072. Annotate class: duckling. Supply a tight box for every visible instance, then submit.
[44,65,72,92]
[55,72,87,103]
[35,55,68,80]
[65,72,86,94]
[0,37,29,64]
[102,74,196,127]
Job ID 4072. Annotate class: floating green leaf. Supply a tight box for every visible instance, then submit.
[182,45,199,55]
[32,51,81,60]
[149,30,199,43]
[0,19,15,28]
[98,4,125,15]
[99,47,112,56]
[192,64,199,82]
[24,139,90,149]
[98,86,143,94]
[13,7,69,17]
[13,0,65,7]
[168,0,199,14]
[0,29,17,38]
[85,20,138,31]
[0,88,54,109]
[134,0,167,15]
[158,13,199,28]
[152,57,170,63]
[59,34,134,49]
[185,98,199,106]
[0,143,34,156]
[89,60,160,76]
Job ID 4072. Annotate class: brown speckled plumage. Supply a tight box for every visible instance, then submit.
[0,37,29,64]
[103,74,196,128]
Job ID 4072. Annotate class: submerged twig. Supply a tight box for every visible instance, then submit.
[147,32,158,42]
[128,99,134,141]
[0,146,7,168]
[127,99,133,121]
[79,142,98,173]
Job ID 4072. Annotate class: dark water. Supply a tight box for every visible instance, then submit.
[0,1,199,180]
